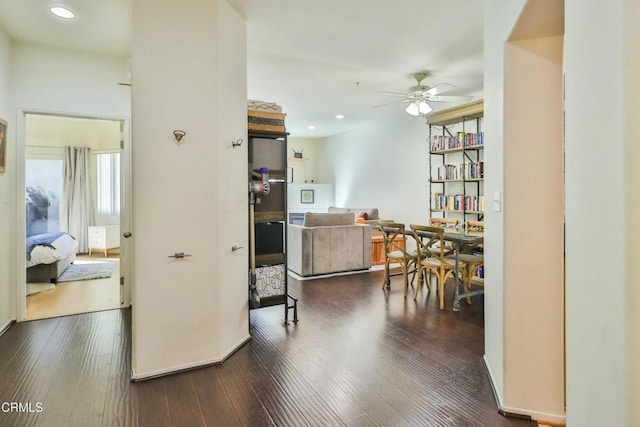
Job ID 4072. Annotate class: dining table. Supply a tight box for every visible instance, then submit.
[412,227,484,311]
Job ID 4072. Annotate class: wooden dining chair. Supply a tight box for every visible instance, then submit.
[429,217,459,229]
[428,217,459,255]
[379,222,417,297]
[410,224,467,310]
[459,220,484,302]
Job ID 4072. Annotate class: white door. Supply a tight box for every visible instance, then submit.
[119,119,132,307]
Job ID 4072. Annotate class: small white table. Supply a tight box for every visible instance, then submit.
[88,225,120,257]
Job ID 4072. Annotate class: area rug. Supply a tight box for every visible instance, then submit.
[57,262,115,282]
[26,282,55,296]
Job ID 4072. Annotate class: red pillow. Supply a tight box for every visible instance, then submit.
[358,212,369,220]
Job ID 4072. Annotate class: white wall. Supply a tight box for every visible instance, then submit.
[564,0,629,425]
[485,2,567,423]
[483,0,527,404]
[288,137,328,184]
[288,183,334,214]
[11,43,130,118]
[503,35,564,419]
[321,114,429,225]
[25,115,120,150]
[131,0,249,378]
[625,1,640,421]
[0,27,13,332]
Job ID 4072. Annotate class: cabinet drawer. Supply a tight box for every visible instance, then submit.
[88,227,106,238]
[89,238,106,249]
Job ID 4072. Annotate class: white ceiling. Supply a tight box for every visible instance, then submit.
[0,0,484,138]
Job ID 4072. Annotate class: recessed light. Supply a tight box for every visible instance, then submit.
[307,125,316,130]
[50,6,75,19]
[335,114,345,119]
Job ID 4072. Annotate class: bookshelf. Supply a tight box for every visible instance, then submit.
[426,100,484,223]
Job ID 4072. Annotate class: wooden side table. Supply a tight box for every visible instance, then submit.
[371,233,405,265]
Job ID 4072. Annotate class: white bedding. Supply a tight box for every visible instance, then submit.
[26,233,78,268]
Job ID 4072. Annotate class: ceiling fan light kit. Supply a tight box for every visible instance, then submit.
[378,71,472,117]
[405,99,432,116]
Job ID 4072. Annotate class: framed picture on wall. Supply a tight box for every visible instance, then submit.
[0,118,6,173]
[301,189,314,204]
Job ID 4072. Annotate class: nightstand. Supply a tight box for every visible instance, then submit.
[88,225,120,257]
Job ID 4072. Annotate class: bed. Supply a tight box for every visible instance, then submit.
[26,232,78,283]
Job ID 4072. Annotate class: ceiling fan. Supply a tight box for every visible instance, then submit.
[377,72,472,116]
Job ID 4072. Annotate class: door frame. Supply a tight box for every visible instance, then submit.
[16,109,132,321]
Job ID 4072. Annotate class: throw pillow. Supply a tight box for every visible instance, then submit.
[358,212,369,220]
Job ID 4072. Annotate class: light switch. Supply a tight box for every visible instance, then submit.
[493,190,501,212]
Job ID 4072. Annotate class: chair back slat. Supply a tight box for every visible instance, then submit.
[465,220,484,236]
[429,217,459,229]
[379,222,409,259]
[409,224,445,263]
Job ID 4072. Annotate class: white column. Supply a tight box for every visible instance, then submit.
[565,0,629,425]
[485,1,565,423]
[503,35,565,420]
[131,0,248,379]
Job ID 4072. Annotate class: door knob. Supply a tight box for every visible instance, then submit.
[123,231,132,238]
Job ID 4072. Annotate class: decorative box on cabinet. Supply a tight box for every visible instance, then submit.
[88,225,120,257]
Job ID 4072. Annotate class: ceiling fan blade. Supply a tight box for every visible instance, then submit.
[428,95,473,102]
[424,83,455,96]
[372,99,410,108]
[377,91,410,97]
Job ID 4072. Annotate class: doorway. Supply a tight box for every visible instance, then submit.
[20,113,131,321]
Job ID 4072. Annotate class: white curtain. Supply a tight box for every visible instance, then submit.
[61,146,94,253]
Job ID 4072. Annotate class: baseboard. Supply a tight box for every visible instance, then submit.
[0,319,16,337]
[131,334,251,382]
[536,419,566,427]
[483,355,504,410]
[482,355,566,425]
[287,264,398,281]
[500,404,566,425]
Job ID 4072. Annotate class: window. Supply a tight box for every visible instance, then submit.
[96,152,120,216]
[26,158,63,236]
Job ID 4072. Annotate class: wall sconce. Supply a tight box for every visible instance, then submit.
[173,130,186,144]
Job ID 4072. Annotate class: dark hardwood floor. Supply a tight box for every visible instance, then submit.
[0,269,536,426]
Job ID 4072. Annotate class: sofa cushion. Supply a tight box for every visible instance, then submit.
[328,206,379,220]
[304,212,355,227]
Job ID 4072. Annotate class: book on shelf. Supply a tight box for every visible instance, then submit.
[432,193,484,212]
[464,161,484,179]
[433,161,484,180]
[430,132,484,152]
[463,131,484,148]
